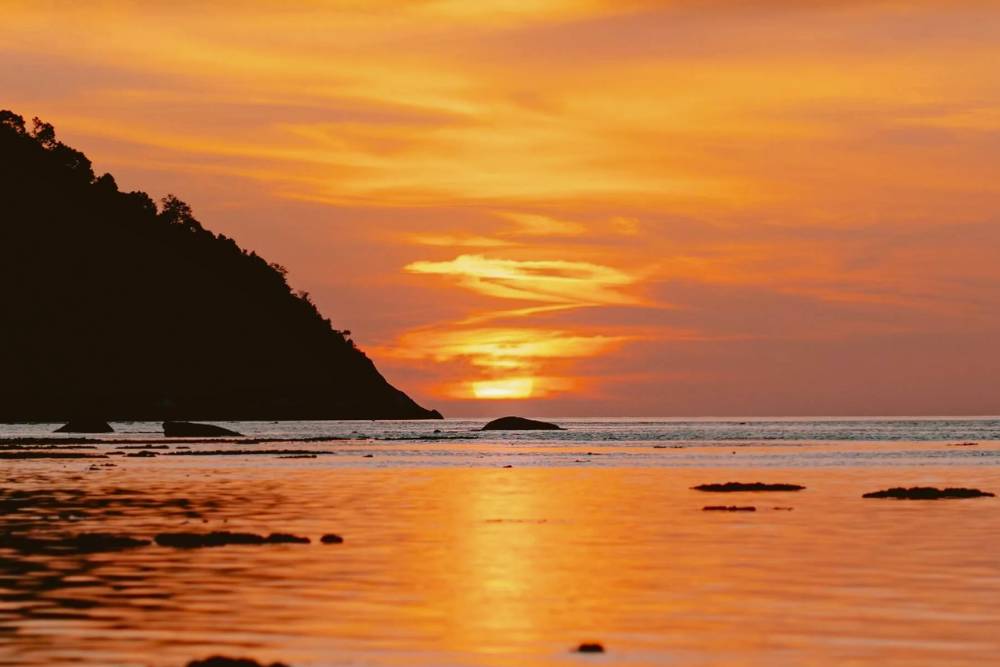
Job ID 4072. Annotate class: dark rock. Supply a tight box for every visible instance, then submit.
[186,657,290,667]
[320,533,344,544]
[154,531,313,548]
[55,419,113,433]
[574,642,605,653]
[692,482,805,492]
[65,532,151,552]
[480,416,563,431]
[703,505,756,512]
[265,533,310,544]
[169,449,332,456]
[863,486,994,500]
[163,421,242,437]
[0,531,150,554]
[155,531,266,548]
[0,451,106,459]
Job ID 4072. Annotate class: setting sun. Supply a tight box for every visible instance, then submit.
[471,378,536,400]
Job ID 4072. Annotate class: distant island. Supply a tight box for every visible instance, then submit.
[0,110,441,421]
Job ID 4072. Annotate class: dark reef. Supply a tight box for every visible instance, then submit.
[480,416,563,431]
[154,531,312,548]
[54,419,113,433]
[186,658,290,667]
[0,110,440,421]
[863,486,994,500]
[574,642,605,653]
[163,421,241,437]
[692,482,805,492]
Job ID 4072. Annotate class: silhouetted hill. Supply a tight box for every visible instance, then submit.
[0,111,441,421]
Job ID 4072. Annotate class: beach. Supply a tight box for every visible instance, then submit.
[1,418,998,666]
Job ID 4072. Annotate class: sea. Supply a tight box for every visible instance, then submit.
[2,417,999,666]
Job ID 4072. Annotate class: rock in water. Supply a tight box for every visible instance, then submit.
[54,419,113,433]
[574,642,605,653]
[154,531,311,548]
[863,486,994,499]
[163,421,241,437]
[186,658,290,667]
[480,416,563,431]
[692,482,805,492]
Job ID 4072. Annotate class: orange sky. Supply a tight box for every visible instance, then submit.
[3,1,999,415]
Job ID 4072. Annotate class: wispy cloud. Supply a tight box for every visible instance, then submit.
[405,254,641,306]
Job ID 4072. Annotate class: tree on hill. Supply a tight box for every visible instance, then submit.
[0,110,441,421]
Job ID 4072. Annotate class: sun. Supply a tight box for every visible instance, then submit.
[471,378,534,399]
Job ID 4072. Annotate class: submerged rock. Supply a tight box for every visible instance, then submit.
[863,486,994,500]
[265,533,311,544]
[574,642,605,653]
[320,533,344,544]
[54,419,113,433]
[154,531,311,548]
[703,505,757,512]
[480,416,563,431]
[692,482,805,492]
[0,531,150,554]
[186,657,290,667]
[0,451,105,459]
[163,421,242,437]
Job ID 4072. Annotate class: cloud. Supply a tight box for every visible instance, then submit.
[496,211,587,236]
[404,254,641,306]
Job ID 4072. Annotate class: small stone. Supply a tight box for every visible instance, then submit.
[575,642,605,653]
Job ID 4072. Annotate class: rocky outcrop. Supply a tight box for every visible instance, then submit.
[163,421,242,437]
[692,482,805,492]
[154,531,311,548]
[863,486,994,499]
[480,416,563,431]
[0,110,441,421]
[54,419,113,433]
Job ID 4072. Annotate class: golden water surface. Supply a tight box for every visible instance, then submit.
[2,444,999,666]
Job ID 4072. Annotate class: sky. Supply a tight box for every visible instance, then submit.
[3,1,999,416]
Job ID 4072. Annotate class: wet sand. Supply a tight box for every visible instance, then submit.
[1,431,999,666]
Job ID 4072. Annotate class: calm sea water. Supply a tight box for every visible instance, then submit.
[2,418,999,666]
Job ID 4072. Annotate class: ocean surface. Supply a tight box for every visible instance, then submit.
[2,417,999,666]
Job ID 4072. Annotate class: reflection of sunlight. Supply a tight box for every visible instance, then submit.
[377,328,627,399]
[472,377,534,399]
